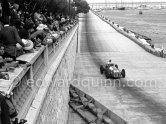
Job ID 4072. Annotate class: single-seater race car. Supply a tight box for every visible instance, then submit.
[100,61,126,79]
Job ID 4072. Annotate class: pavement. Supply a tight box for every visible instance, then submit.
[68,107,85,124]
[72,12,166,124]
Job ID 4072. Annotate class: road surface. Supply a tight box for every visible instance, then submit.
[73,12,166,124]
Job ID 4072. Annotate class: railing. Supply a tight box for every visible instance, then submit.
[0,22,77,120]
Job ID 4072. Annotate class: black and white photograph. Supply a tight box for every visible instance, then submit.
[0,0,166,124]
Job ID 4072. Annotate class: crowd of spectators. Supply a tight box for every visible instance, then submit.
[0,0,77,124]
[0,1,76,79]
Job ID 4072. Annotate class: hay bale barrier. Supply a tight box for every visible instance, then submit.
[92,10,166,58]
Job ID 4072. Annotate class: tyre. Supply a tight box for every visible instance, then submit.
[105,73,109,79]
[115,64,118,69]
[100,65,104,74]
[121,69,126,78]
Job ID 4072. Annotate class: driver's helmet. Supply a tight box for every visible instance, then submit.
[107,60,112,66]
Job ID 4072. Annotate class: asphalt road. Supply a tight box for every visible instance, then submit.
[73,12,166,124]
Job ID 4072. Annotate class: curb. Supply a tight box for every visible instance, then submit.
[92,10,166,58]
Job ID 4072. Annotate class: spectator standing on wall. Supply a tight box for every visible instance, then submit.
[0,17,25,58]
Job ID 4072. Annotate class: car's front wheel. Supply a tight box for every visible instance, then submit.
[121,69,126,78]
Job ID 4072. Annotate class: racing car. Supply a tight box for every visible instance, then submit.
[100,62,126,79]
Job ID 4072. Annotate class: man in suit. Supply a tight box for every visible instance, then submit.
[0,17,25,57]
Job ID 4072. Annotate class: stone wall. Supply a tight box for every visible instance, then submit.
[34,27,77,124]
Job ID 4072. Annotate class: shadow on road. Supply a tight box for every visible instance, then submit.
[78,12,166,123]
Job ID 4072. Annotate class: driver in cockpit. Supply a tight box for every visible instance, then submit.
[106,60,112,67]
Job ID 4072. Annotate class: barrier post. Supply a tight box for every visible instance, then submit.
[30,66,34,81]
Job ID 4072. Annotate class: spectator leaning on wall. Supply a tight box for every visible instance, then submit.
[0,17,26,58]
[19,22,34,39]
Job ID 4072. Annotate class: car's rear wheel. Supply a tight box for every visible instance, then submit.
[100,65,104,74]
[121,69,126,78]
